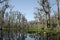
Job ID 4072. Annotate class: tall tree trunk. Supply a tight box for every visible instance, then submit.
[47,13,50,29]
[41,0,50,29]
[56,0,60,29]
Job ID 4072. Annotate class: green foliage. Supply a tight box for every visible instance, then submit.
[27,27,60,35]
[2,27,21,31]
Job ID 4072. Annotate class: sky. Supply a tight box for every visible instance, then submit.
[9,0,60,21]
[9,0,39,21]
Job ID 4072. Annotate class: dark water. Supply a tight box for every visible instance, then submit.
[22,33,41,40]
[3,31,60,40]
[3,33,40,40]
[3,33,60,40]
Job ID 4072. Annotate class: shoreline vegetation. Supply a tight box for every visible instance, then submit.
[2,27,60,34]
